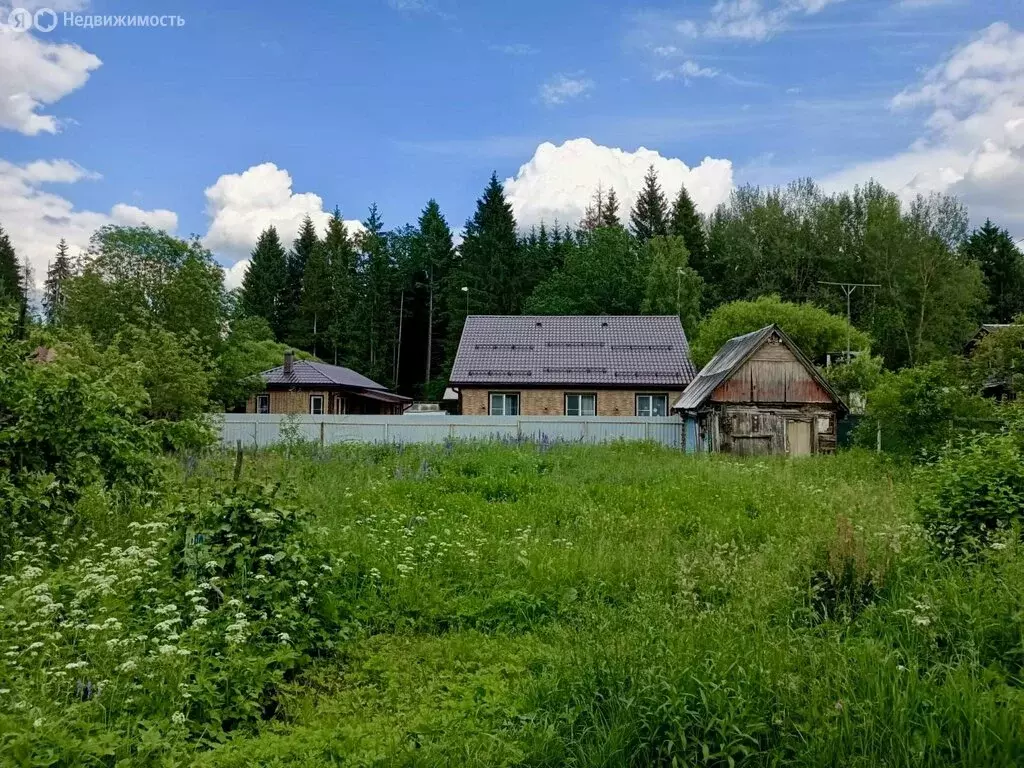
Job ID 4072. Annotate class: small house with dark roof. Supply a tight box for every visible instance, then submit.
[675,325,847,456]
[449,315,697,417]
[246,351,410,415]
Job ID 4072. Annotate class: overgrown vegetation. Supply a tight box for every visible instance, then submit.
[3,433,1023,765]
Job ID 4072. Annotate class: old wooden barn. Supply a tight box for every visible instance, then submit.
[675,325,847,456]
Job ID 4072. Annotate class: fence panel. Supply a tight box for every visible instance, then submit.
[218,414,682,450]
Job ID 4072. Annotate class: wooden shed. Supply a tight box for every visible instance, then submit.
[675,325,847,456]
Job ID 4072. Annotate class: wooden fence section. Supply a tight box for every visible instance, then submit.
[217,414,685,450]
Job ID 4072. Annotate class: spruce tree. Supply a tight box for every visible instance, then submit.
[630,165,669,243]
[669,183,708,273]
[458,172,521,314]
[601,187,622,228]
[415,200,454,389]
[43,238,73,324]
[285,215,320,346]
[239,226,289,340]
[0,223,22,310]
[963,219,1024,323]
[355,204,397,383]
[323,208,358,365]
[299,240,331,356]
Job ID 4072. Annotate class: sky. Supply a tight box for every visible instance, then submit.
[1,0,1022,290]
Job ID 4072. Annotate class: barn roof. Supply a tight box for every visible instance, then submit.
[674,324,846,412]
[260,360,391,391]
[449,315,698,387]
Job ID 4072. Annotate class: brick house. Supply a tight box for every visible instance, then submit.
[449,316,697,417]
[246,351,410,415]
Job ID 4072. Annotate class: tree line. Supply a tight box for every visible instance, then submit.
[1,166,1022,405]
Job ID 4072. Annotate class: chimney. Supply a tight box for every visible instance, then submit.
[284,350,294,375]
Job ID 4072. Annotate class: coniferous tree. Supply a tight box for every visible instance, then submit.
[239,226,289,340]
[43,239,73,324]
[285,215,319,346]
[963,219,1024,323]
[582,185,606,232]
[323,208,358,365]
[355,204,397,384]
[414,200,454,392]
[669,183,708,273]
[458,173,522,314]
[299,240,331,356]
[0,223,22,309]
[630,165,669,243]
[601,187,622,229]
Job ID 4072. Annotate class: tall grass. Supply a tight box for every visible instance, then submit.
[4,442,1022,766]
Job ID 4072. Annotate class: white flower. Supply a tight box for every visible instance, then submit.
[171,712,186,726]
[278,633,290,643]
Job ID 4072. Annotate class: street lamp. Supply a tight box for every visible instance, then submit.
[461,285,469,315]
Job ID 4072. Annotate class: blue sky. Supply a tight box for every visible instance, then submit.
[1,0,1022,284]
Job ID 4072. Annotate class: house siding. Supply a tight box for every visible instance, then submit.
[460,388,684,417]
[246,390,332,415]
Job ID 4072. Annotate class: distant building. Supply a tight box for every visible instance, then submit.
[246,351,410,415]
[449,315,697,417]
[675,325,847,456]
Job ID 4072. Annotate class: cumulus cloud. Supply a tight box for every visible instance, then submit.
[0,27,102,135]
[203,162,364,261]
[0,157,177,287]
[822,22,1024,234]
[538,74,594,106]
[504,138,734,230]
[223,258,251,291]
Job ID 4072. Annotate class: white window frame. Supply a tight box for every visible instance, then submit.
[256,394,270,414]
[309,394,324,415]
[636,393,668,417]
[333,395,346,415]
[565,393,597,416]
[489,392,520,416]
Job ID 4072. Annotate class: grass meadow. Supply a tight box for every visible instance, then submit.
[3,442,1023,766]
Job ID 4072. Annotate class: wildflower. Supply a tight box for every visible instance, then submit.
[278,632,291,643]
[171,712,186,726]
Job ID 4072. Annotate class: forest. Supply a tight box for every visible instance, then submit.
[2,166,1021,411]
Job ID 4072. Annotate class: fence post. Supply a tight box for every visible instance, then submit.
[384,421,390,444]
[320,420,325,447]
[253,415,259,449]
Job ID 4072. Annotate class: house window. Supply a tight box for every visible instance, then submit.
[817,415,832,434]
[636,394,668,417]
[489,392,520,416]
[256,394,270,414]
[565,393,596,416]
[333,395,346,415]
[309,395,324,415]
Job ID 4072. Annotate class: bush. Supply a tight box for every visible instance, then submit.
[919,431,1024,557]
[857,358,997,459]
[0,482,349,762]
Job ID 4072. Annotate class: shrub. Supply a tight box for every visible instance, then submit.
[0,482,350,762]
[919,431,1024,557]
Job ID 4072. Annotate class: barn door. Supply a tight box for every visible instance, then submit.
[786,419,813,456]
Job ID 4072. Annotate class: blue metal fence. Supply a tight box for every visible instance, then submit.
[216,414,685,450]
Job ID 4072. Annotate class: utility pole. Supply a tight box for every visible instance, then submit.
[425,264,434,391]
[818,281,879,360]
[676,266,684,317]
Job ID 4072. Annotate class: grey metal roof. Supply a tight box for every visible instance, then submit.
[674,324,846,412]
[261,360,390,390]
[449,315,697,387]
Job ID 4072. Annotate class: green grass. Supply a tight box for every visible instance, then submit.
[186,442,1023,766]
[5,442,1024,766]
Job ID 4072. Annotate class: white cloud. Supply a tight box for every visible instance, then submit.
[0,27,102,135]
[504,138,734,230]
[539,74,594,106]
[0,157,177,287]
[203,162,364,261]
[655,60,720,83]
[491,43,537,55]
[823,22,1024,235]
[223,259,250,291]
